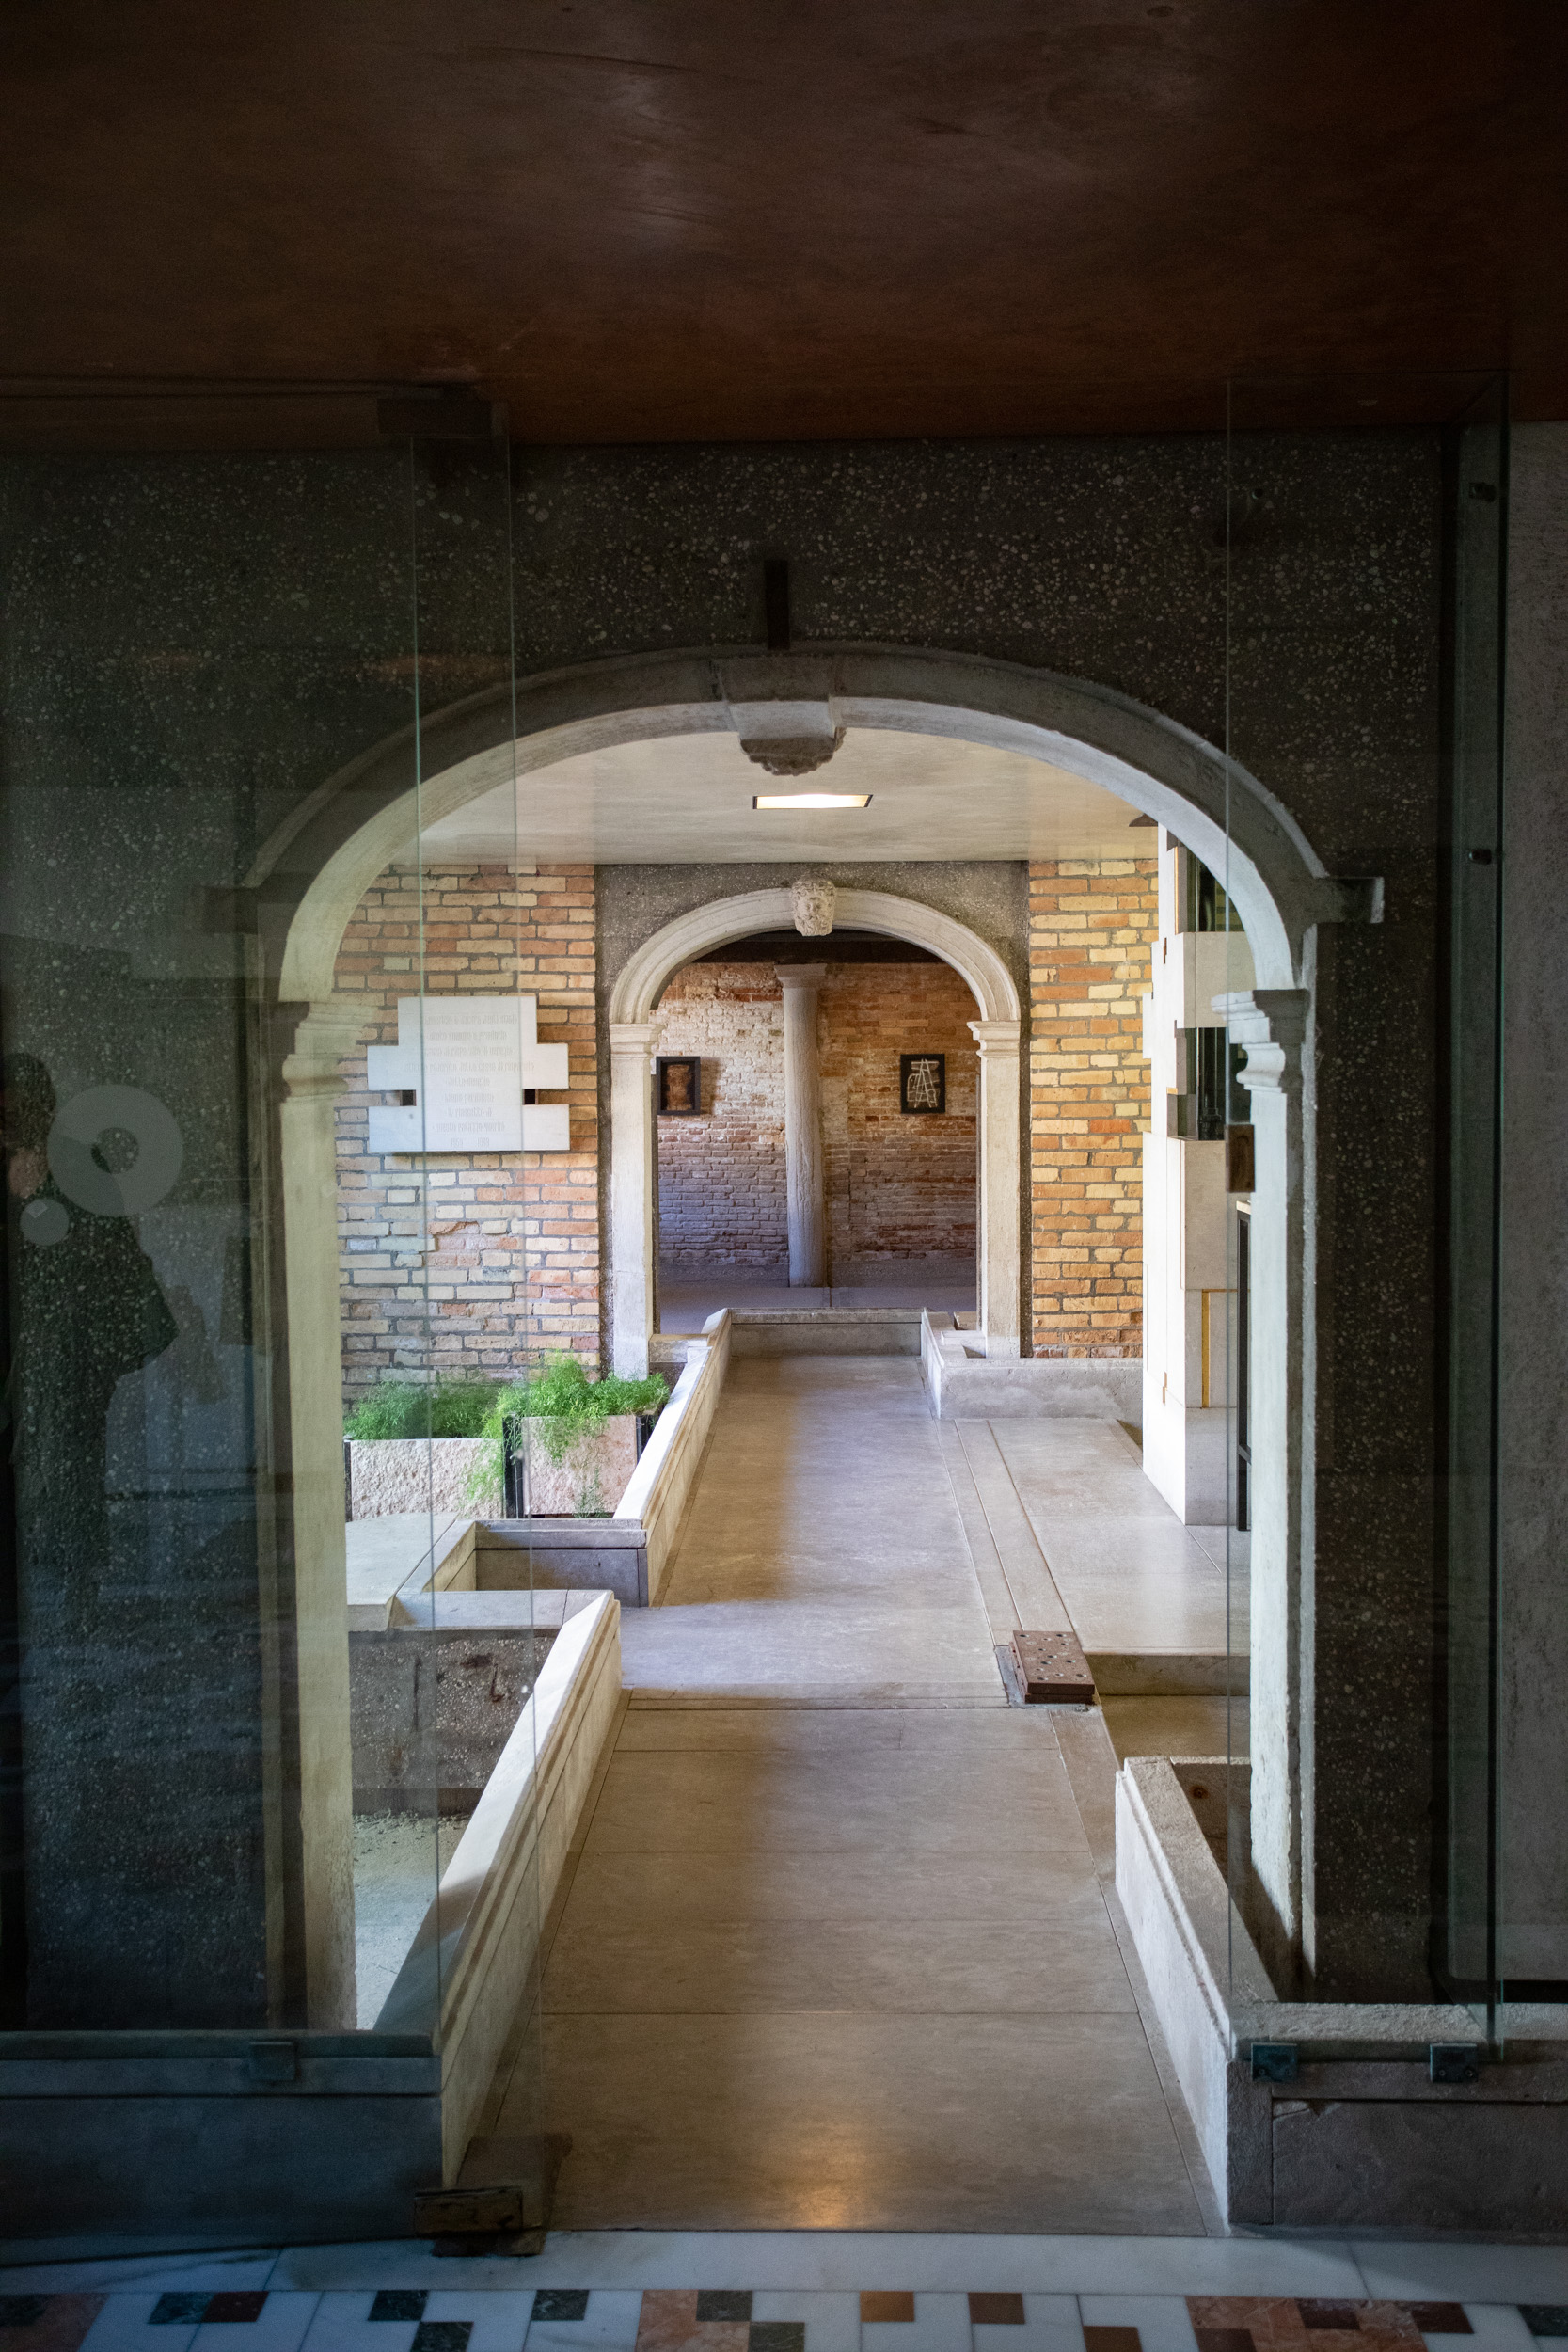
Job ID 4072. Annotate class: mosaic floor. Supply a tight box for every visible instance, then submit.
[7,2271,1568,2352]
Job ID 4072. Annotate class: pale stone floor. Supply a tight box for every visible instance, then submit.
[476,1357,1252,2236]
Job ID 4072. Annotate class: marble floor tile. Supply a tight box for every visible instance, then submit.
[577,1746,1090,1857]
[11,2278,281,2304]
[418,2296,534,2352]
[611,1708,1063,1756]
[1082,2300,1199,2352]
[1022,1519,1226,1583]
[299,2295,421,2352]
[535,2013,1207,2235]
[748,2297,858,2352]
[973,2297,1082,2352]
[80,2301,202,2352]
[0,2298,109,2352]
[1354,2260,1568,2305]
[542,1897,1134,2014]
[524,2293,643,2352]
[190,2300,321,2352]
[861,2296,971,2352]
[554,1845,1102,1928]
[1034,1565,1232,1660]
[995,1466,1178,1524]
[1446,2314,1535,2352]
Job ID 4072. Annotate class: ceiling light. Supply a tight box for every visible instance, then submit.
[753,792,871,810]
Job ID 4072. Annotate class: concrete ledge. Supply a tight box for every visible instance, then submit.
[1091,1650,1248,1697]
[0,2034,441,2256]
[615,1308,731,1600]
[730,1308,921,1356]
[1117,1752,1568,2232]
[377,1589,623,2181]
[921,1311,1141,1420]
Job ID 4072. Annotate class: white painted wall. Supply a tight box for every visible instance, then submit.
[1141,833,1254,1525]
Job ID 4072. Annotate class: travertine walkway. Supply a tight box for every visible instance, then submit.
[497,1358,1222,2235]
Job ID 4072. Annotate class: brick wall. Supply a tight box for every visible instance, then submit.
[655,959,977,1270]
[1028,857,1158,1357]
[334,862,598,1405]
[653,965,787,1266]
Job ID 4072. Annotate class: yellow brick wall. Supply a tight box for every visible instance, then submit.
[1028,857,1158,1358]
[334,861,599,1403]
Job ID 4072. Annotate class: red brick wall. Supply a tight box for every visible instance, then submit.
[334,862,598,1404]
[655,959,977,1270]
[653,964,787,1268]
[820,961,977,1265]
[1028,857,1158,1357]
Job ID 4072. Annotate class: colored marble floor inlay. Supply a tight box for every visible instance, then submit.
[2,2292,1566,2352]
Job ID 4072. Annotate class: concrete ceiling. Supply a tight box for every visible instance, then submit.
[3,2,1562,445]
[418,726,1146,865]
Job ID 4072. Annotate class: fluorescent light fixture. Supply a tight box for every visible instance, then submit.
[752,792,872,810]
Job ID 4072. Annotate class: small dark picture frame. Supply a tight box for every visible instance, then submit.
[657,1056,703,1116]
[900,1053,946,1114]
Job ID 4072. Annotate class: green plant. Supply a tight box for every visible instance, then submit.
[467,1354,668,1514]
[343,1375,501,1442]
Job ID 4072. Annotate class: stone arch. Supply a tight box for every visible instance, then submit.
[605,885,1022,1374]
[259,643,1365,1962]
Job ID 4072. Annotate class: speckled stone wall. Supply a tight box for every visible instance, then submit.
[0,426,1449,2023]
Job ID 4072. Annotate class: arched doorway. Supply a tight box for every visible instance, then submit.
[604,884,1021,1375]
[257,642,1363,1997]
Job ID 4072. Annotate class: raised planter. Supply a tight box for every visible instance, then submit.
[504,1412,641,1517]
[347,1436,499,1520]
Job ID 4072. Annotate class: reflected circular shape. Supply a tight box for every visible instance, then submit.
[48,1085,183,1216]
[20,1195,70,1248]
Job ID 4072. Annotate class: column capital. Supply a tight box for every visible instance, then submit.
[1218,988,1308,1096]
[968,1018,1022,1055]
[281,995,372,1102]
[776,962,828,989]
[609,1020,659,1057]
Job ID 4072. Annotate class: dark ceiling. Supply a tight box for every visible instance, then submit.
[3,0,1562,446]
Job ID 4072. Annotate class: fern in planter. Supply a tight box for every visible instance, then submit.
[344,1375,501,1440]
[468,1355,669,1517]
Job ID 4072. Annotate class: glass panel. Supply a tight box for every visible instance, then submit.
[0,433,430,2030]
[0,410,548,2220]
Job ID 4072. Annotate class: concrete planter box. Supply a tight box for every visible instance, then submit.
[508,1413,640,1517]
[347,1436,499,1520]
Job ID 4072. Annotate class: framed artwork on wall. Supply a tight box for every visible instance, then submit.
[900,1053,946,1114]
[657,1055,703,1115]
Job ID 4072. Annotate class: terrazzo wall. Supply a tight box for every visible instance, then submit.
[0,427,1451,2029]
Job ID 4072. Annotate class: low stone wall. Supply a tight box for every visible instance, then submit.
[377,1589,623,2182]
[615,1309,732,1601]
[1116,1753,1568,2232]
[921,1310,1142,1420]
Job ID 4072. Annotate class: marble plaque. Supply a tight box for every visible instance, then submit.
[367,994,568,1153]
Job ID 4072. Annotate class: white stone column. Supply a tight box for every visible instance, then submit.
[969,1018,1022,1357]
[778,964,827,1287]
[609,1021,659,1375]
[1223,985,1308,1977]
[279,994,370,2029]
